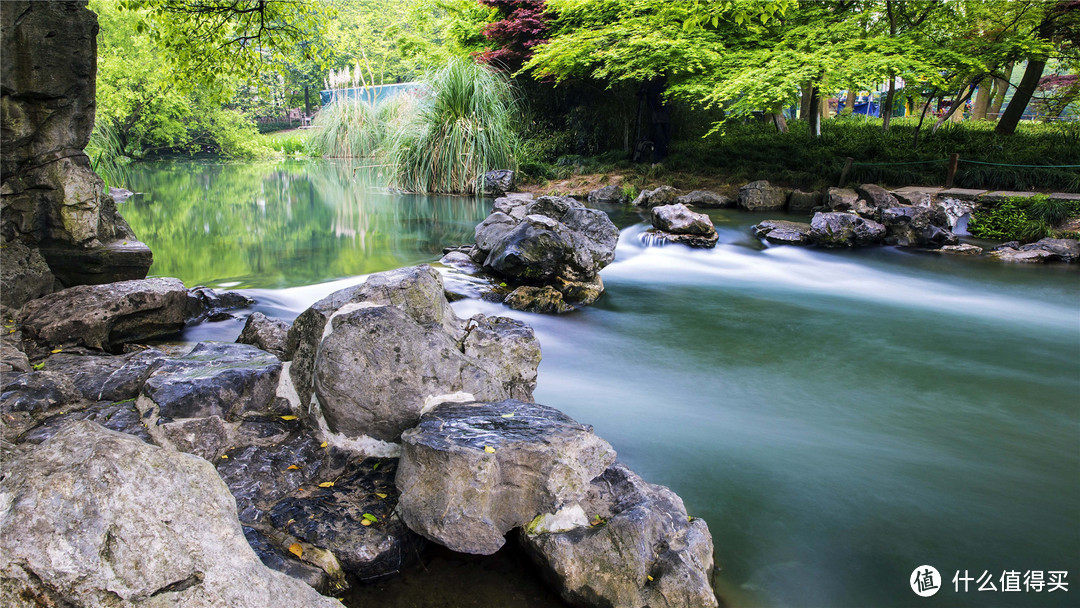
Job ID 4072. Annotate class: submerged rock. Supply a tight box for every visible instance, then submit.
[738,180,787,212]
[522,463,718,608]
[397,399,616,555]
[0,421,342,608]
[809,212,886,247]
[753,219,812,245]
[936,244,984,255]
[649,203,719,248]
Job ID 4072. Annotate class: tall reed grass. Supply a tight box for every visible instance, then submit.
[86,119,129,188]
[387,58,520,194]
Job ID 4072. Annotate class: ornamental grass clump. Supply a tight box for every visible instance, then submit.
[388,57,519,194]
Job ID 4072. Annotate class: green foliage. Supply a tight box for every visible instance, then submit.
[86,119,131,188]
[262,130,316,156]
[387,58,520,193]
[968,195,1080,242]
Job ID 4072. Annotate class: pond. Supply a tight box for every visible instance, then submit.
[123,160,1079,608]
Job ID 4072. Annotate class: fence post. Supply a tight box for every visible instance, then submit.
[838,157,854,187]
[945,153,959,188]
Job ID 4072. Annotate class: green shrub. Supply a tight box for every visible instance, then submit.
[387,57,519,194]
[309,97,388,158]
[968,195,1080,242]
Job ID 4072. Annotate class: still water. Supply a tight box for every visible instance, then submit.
[124,160,1079,608]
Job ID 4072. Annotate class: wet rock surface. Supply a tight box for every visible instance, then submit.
[587,184,627,205]
[675,189,733,209]
[879,206,957,249]
[809,212,887,247]
[648,203,719,248]
[397,399,616,555]
[141,342,282,421]
[0,421,343,608]
[754,219,812,245]
[522,463,718,608]
[40,347,168,402]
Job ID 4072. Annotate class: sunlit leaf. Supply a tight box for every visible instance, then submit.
[280,415,298,420]
[286,465,300,470]
[375,492,387,499]
[484,446,496,453]
[320,441,328,448]
[288,543,304,558]
[362,513,379,522]
[50,348,62,353]
[318,481,335,488]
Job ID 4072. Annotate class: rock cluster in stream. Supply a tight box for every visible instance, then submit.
[444,193,619,314]
[1,264,718,607]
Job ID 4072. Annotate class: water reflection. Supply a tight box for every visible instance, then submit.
[121,160,488,289]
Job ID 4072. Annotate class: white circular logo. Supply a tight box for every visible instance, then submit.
[910,565,941,597]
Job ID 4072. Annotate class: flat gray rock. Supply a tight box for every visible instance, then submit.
[809,212,886,247]
[753,219,812,245]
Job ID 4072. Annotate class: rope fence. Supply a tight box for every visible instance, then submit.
[839,154,1080,188]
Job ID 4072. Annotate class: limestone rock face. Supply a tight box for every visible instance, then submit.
[1,1,152,306]
[286,265,540,440]
[0,420,342,608]
[879,206,957,248]
[0,238,54,315]
[809,212,887,247]
[522,463,718,608]
[738,180,787,212]
[396,399,616,555]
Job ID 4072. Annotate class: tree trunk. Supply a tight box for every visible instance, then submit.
[933,80,977,133]
[988,62,1014,118]
[995,59,1047,135]
[913,87,938,148]
[809,87,822,137]
[304,85,311,119]
[768,103,789,133]
[800,82,813,120]
[843,88,856,116]
[972,79,991,120]
[882,75,896,131]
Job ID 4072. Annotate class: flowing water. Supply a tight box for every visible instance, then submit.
[124,160,1079,608]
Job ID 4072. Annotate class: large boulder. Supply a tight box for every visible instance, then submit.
[990,238,1080,264]
[286,265,540,441]
[40,347,169,402]
[826,187,860,212]
[522,463,718,608]
[753,219,812,245]
[631,185,682,208]
[879,206,957,248]
[738,180,787,212]
[470,195,618,312]
[855,183,903,213]
[0,421,342,608]
[1021,238,1080,263]
[396,399,616,555]
[140,342,282,422]
[809,212,886,247]
[16,278,248,353]
[1,1,153,307]
[675,190,733,209]
[648,203,719,248]
[479,169,515,195]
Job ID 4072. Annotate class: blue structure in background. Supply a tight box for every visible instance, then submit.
[319,82,421,106]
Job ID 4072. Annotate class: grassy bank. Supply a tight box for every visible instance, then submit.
[521,118,1080,194]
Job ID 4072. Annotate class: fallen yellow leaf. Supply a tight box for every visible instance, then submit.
[220,454,228,459]
[288,543,303,559]
[318,481,334,488]
[50,348,62,353]
[647,575,654,582]
[360,519,372,526]
[320,441,328,448]
[280,415,298,421]
[484,446,496,454]
[286,465,300,470]
[500,413,515,418]
[375,492,387,499]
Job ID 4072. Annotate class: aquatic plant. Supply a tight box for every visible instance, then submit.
[387,57,520,194]
[86,118,130,189]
